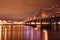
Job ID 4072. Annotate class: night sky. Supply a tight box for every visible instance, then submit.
[0,0,60,21]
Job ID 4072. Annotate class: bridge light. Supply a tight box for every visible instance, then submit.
[42,13,48,18]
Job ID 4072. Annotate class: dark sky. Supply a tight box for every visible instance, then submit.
[0,0,60,21]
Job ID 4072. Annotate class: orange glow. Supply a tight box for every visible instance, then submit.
[42,13,48,18]
[35,25,41,31]
[0,20,2,40]
[13,22,23,24]
[42,22,49,24]
[0,20,2,24]
[5,28,7,40]
[0,20,24,24]
[2,20,12,24]
[43,29,48,40]
[13,22,18,24]
[31,22,35,24]
[17,22,23,24]
[36,22,41,24]
[2,20,7,24]
[42,13,45,17]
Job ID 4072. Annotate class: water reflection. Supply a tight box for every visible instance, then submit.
[43,29,48,40]
[0,32,1,40]
[1,24,43,40]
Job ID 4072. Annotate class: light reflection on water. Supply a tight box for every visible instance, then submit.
[0,24,47,40]
[0,25,2,40]
[43,29,48,40]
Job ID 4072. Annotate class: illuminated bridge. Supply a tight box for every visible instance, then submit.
[25,15,60,40]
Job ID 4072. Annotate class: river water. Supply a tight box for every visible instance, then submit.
[0,24,48,40]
